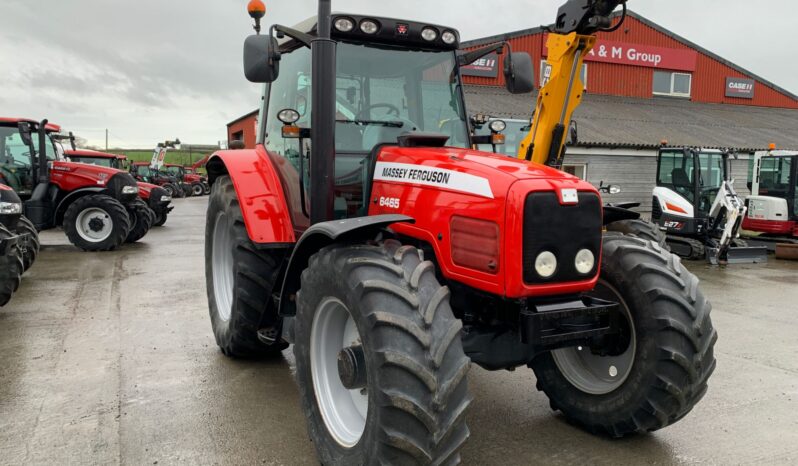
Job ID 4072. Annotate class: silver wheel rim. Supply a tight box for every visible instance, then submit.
[193,185,204,196]
[212,211,235,321]
[310,297,368,448]
[551,280,637,395]
[76,207,113,243]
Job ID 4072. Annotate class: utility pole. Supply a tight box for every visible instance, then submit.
[105,129,108,151]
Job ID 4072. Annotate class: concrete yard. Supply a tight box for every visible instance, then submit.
[1,196,797,465]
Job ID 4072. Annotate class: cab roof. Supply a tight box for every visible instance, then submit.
[66,149,127,160]
[0,117,61,132]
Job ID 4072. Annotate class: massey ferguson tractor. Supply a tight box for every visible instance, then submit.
[66,149,174,227]
[0,118,149,251]
[203,1,716,463]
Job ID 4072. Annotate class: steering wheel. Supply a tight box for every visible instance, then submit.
[357,103,401,120]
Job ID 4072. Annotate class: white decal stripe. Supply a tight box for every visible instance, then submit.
[373,162,494,199]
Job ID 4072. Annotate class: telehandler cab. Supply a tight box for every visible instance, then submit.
[204,1,716,463]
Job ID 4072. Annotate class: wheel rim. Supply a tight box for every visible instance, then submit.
[75,207,114,243]
[551,280,637,395]
[311,297,368,448]
[164,185,174,196]
[212,211,235,321]
[193,185,203,196]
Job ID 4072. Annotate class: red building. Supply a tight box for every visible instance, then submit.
[461,11,797,108]
[226,109,259,149]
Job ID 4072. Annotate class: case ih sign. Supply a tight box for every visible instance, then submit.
[726,77,755,99]
[461,52,499,78]
[544,37,697,71]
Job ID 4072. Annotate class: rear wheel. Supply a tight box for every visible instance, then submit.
[192,183,204,196]
[14,216,39,272]
[205,176,287,358]
[606,219,668,250]
[162,183,177,197]
[531,233,717,437]
[183,184,193,197]
[0,225,23,306]
[63,195,131,251]
[295,241,472,465]
[202,182,211,195]
[125,199,155,243]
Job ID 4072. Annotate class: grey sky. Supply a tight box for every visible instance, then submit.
[1,0,795,148]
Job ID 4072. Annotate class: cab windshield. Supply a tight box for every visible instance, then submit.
[657,150,724,212]
[165,166,184,177]
[0,125,57,193]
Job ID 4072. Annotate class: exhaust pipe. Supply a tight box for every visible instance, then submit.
[309,0,336,224]
[37,119,50,185]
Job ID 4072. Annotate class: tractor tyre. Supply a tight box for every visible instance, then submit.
[14,216,40,272]
[294,241,472,465]
[530,233,717,437]
[192,183,204,197]
[606,219,669,250]
[183,183,193,197]
[206,176,287,358]
[162,183,177,198]
[0,225,23,306]
[153,211,168,227]
[63,195,131,251]
[202,182,211,195]
[125,199,155,243]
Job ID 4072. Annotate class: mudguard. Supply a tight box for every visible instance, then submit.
[54,187,105,225]
[603,205,640,225]
[205,146,295,245]
[277,214,414,317]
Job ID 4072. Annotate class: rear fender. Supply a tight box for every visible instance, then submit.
[277,215,414,319]
[603,205,640,225]
[205,147,295,244]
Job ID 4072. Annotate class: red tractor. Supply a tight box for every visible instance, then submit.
[0,118,150,250]
[164,163,209,196]
[66,149,174,227]
[204,1,716,463]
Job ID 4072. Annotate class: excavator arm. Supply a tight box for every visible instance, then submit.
[517,0,626,166]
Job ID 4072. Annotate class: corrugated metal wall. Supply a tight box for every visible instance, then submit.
[463,16,798,109]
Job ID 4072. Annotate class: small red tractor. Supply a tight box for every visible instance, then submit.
[0,118,151,250]
[66,149,174,227]
[203,1,716,463]
[164,163,209,196]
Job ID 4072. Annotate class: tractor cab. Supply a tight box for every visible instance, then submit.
[744,148,798,237]
[66,149,130,171]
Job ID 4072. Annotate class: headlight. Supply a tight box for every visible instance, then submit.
[0,202,22,215]
[334,17,355,32]
[489,120,507,133]
[360,19,379,34]
[421,27,438,41]
[122,186,138,195]
[535,251,557,278]
[160,195,172,202]
[441,30,457,45]
[575,249,595,274]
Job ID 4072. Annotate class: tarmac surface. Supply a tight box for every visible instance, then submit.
[1,196,797,465]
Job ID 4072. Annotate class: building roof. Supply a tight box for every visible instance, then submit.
[461,10,798,102]
[464,85,798,151]
[227,109,259,128]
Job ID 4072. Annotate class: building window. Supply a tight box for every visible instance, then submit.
[540,60,587,90]
[563,163,588,180]
[232,131,244,142]
[653,71,692,97]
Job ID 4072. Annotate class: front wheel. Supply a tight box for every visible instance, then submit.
[63,195,131,251]
[531,233,717,437]
[125,200,155,243]
[605,219,668,250]
[294,241,472,465]
[153,210,168,227]
[0,225,23,306]
[14,216,40,271]
[192,183,204,197]
[162,183,177,198]
[205,176,286,358]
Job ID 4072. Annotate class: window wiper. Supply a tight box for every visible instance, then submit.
[336,119,404,128]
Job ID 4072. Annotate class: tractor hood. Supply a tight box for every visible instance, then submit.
[52,160,125,182]
[374,146,589,201]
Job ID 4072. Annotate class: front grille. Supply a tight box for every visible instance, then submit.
[522,191,602,284]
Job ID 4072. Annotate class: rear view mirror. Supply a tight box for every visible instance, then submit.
[503,52,534,94]
[244,34,280,83]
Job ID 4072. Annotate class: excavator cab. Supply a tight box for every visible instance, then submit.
[744,150,798,236]
[652,147,766,263]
